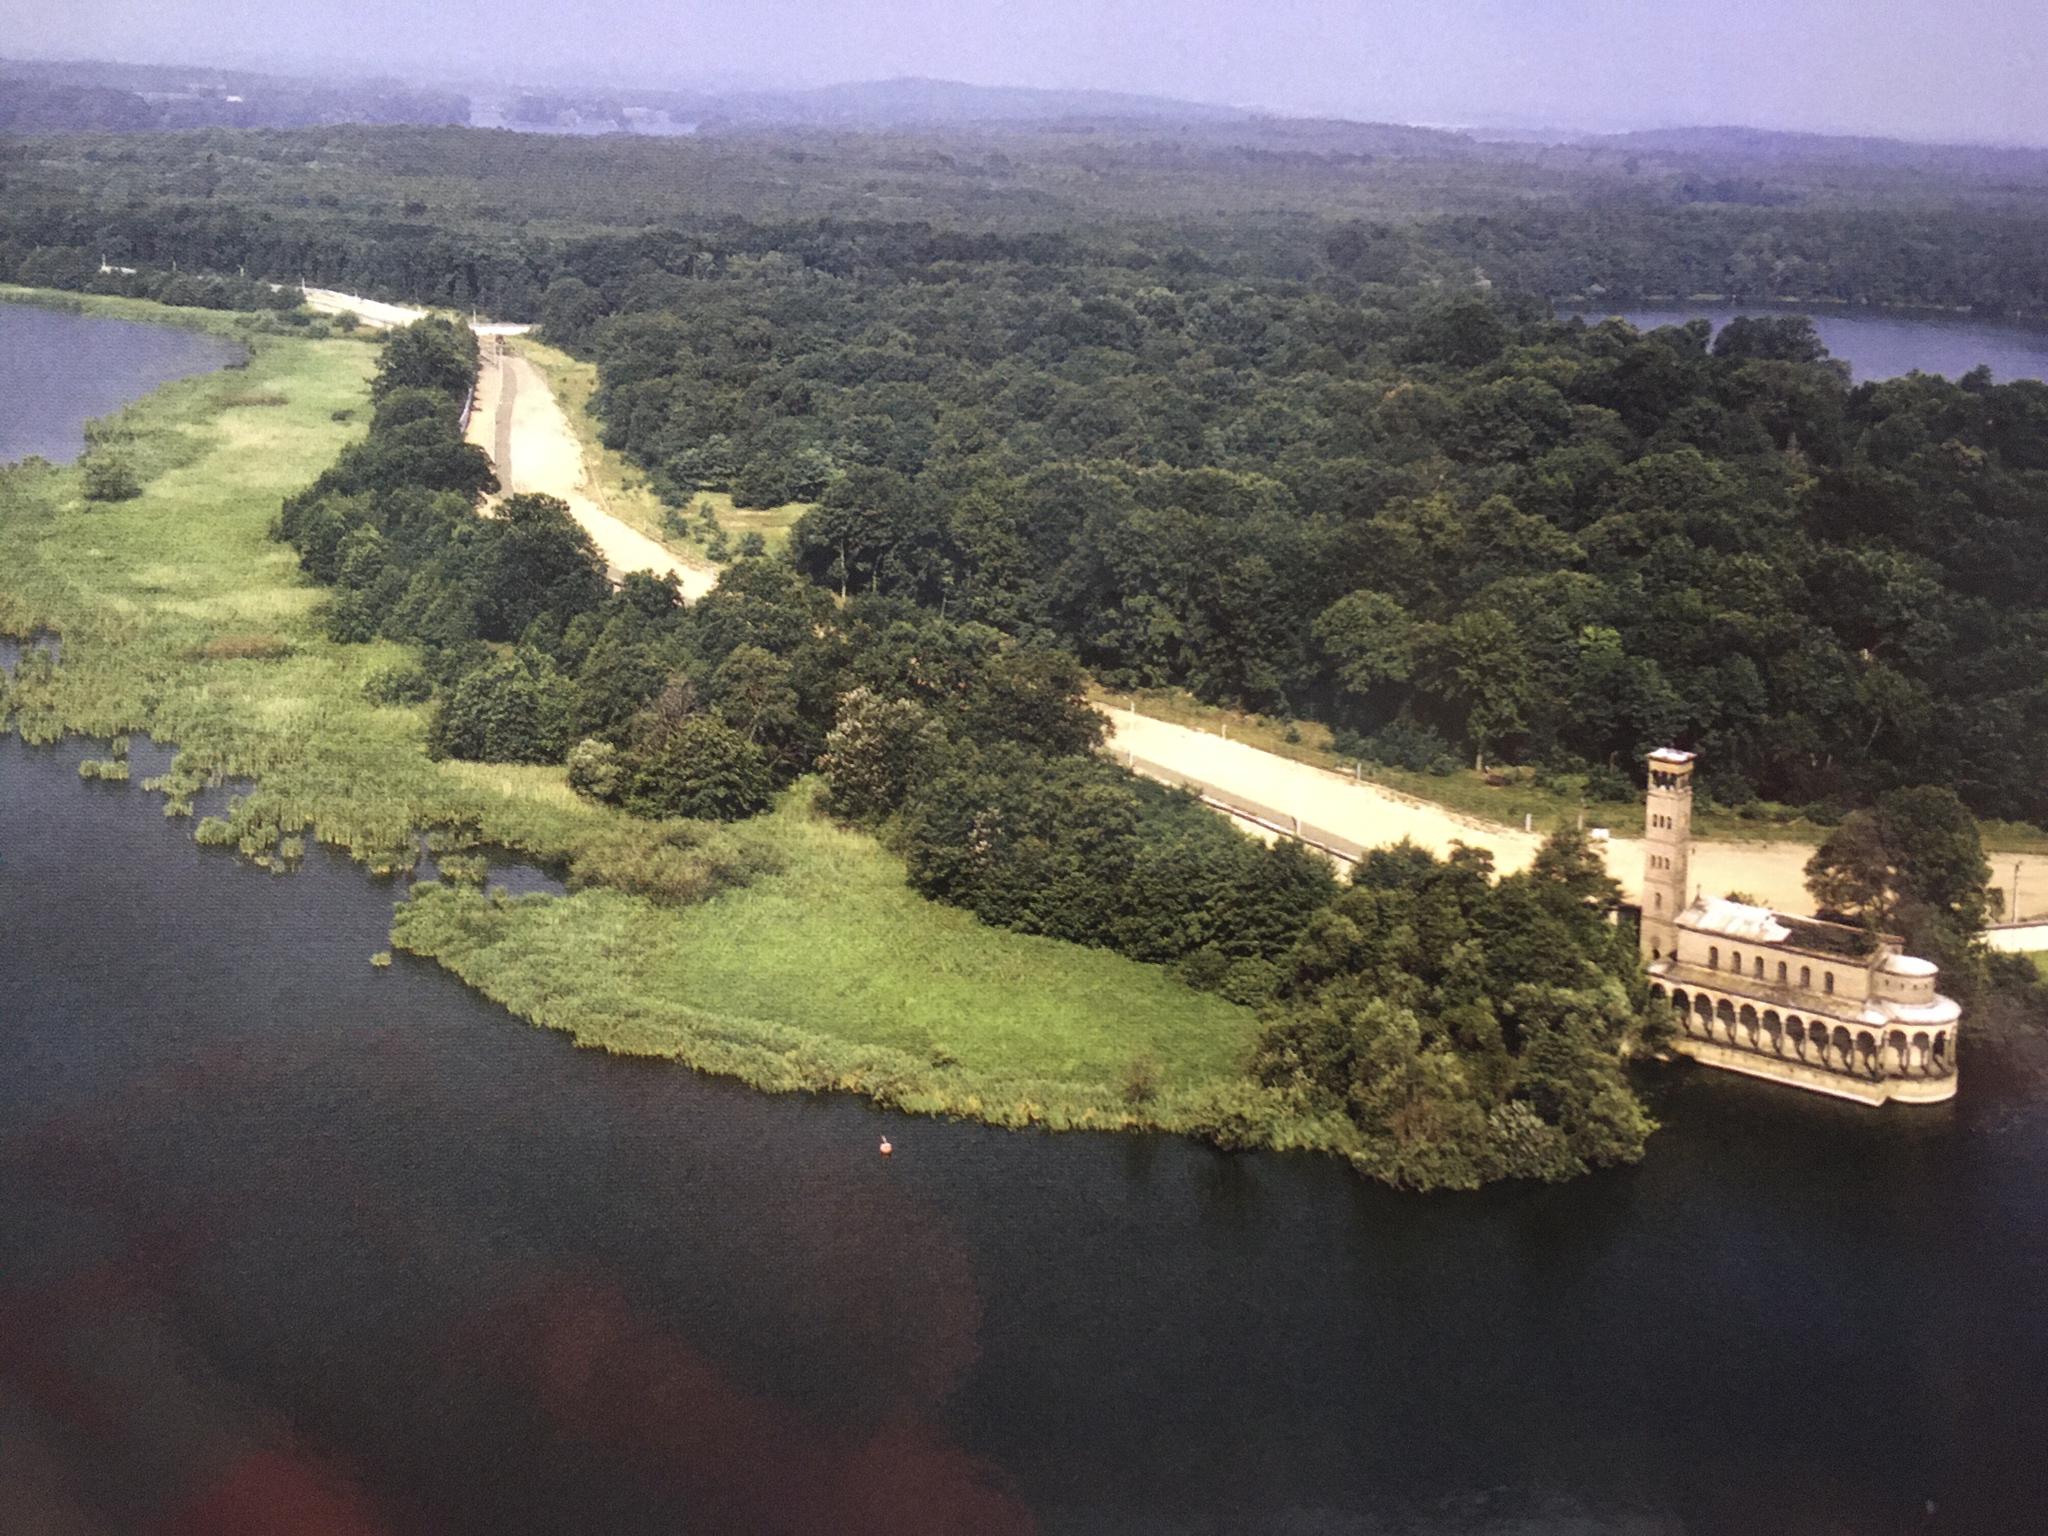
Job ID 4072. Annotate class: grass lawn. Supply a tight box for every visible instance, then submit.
[2,290,1271,1143]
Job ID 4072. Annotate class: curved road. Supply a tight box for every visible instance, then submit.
[300,289,717,601]
[467,340,718,601]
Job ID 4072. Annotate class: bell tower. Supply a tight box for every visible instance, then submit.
[1641,748,1696,963]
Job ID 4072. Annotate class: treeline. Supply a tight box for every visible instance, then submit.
[15,124,2048,322]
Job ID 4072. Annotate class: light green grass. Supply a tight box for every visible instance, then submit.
[698,489,812,556]
[2,290,1277,1146]
[396,781,1271,1131]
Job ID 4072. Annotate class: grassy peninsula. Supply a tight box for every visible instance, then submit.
[0,292,1281,1144]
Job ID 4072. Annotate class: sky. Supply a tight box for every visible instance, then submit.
[7,0,2048,144]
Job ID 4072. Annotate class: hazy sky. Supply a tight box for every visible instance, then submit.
[9,0,2048,143]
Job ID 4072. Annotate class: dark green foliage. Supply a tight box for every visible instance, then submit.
[1806,785,1993,979]
[620,714,772,820]
[895,745,1338,980]
[372,318,478,401]
[362,662,433,705]
[1252,830,1655,1188]
[425,648,574,764]
[81,450,141,502]
[475,494,609,641]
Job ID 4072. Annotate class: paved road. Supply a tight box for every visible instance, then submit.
[297,287,532,336]
[1105,709,2048,920]
[467,342,717,600]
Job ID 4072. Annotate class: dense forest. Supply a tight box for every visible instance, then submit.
[579,259,2048,827]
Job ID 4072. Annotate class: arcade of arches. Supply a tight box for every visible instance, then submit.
[1652,980,1955,1094]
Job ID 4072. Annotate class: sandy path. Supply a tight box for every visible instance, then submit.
[468,343,718,601]
[1105,710,2048,919]
[296,287,534,336]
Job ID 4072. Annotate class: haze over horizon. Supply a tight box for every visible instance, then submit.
[5,0,2046,146]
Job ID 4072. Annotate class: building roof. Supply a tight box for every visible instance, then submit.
[1684,898,1789,943]
[1678,898,1880,959]
[1647,747,1697,766]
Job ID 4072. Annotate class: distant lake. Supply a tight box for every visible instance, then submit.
[1564,303,2048,384]
[0,301,243,465]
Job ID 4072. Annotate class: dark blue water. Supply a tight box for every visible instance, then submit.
[0,302,242,464]
[1567,303,2048,383]
[4,729,2047,1533]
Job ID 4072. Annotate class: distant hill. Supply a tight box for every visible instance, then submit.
[0,57,467,132]
[1594,125,2048,178]
[706,76,1254,128]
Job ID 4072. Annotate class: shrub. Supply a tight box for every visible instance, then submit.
[426,648,575,764]
[81,451,141,502]
[621,715,772,821]
[363,663,433,706]
[198,632,293,661]
[1361,718,1454,774]
[1582,761,1634,803]
[566,737,623,801]
[1119,1052,1162,1106]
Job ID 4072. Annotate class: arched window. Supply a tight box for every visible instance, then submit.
[1800,966,1812,989]
[1753,956,1764,978]
[1824,971,1835,995]
[1731,950,1742,973]
[1654,892,1663,910]
[1777,961,1788,984]
[1709,947,1720,970]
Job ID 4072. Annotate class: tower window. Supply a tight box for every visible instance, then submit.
[1824,972,1835,995]
[1801,966,1812,989]
[1777,962,1787,984]
[1709,947,1719,970]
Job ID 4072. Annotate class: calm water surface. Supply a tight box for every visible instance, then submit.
[0,302,242,464]
[1567,303,2048,383]
[4,732,2047,1534]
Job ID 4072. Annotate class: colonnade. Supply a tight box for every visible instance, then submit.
[1651,982,1953,1083]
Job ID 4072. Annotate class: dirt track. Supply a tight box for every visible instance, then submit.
[1106,710,2048,918]
[467,343,718,601]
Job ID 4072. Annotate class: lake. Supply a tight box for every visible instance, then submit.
[0,301,243,465]
[4,732,2047,1533]
[1563,303,2048,384]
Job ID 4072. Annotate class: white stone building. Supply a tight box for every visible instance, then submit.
[1638,748,1960,1105]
